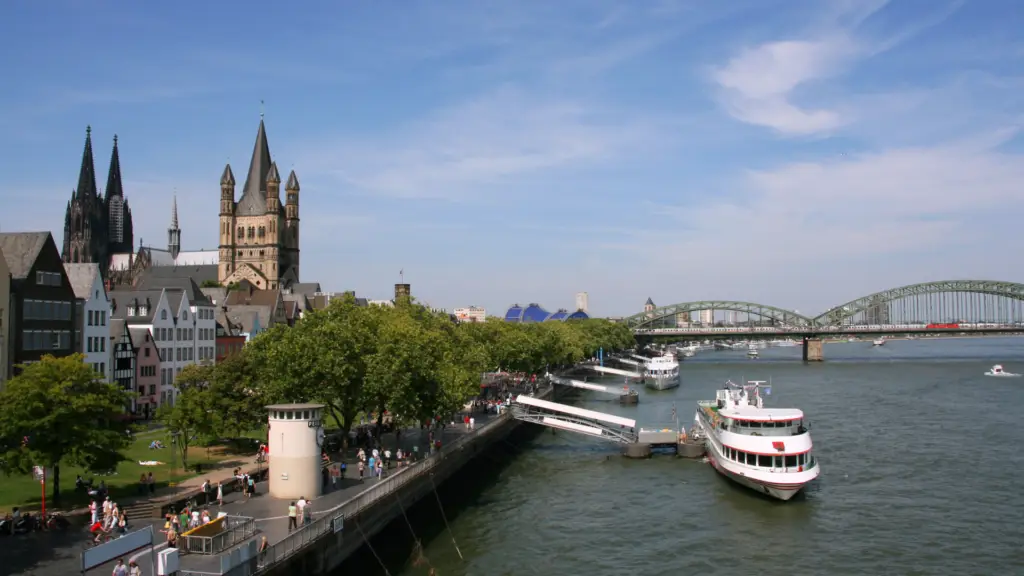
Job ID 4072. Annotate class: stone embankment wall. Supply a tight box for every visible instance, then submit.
[262,388,550,576]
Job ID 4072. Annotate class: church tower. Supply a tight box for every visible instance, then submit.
[168,195,181,259]
[62,127,134,274]
[104,135,133,255]
[63,126,106,266]
[217,116,300,290]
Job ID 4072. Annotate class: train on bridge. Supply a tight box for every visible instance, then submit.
[634,322,1021,335]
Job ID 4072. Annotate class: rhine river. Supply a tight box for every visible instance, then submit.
[347,337,1024,576]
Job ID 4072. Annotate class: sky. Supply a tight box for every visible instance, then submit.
[1,0,1022,318]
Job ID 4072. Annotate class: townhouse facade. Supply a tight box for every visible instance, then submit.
[65,263,112,379]
[109,282,216,407]
[0,232,78,376]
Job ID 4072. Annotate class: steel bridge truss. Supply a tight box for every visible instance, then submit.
[510,403,638,444]
[813,280,1024,326]
[625,300,816,330]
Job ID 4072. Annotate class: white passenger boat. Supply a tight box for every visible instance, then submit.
[747,345,759,359]
[984,364,1021,377]
[770,339,798,347]
[643,354,680,390]
[872,338,885,346]
[693,381,819,501]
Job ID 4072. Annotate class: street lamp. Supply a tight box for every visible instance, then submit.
[169,431,181,481]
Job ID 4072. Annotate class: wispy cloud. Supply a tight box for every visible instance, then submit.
[302,87,665,201]
[708,0,961,136]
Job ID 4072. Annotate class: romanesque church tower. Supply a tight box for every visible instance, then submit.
[62,126,134,271]
[218,117,300,289]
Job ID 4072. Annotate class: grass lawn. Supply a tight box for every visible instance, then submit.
[0,429,266,512]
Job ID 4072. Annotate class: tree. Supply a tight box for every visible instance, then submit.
[248,295,384,449]
[158,364,216,471]
[206,352,265,437]
[0,354,133,505]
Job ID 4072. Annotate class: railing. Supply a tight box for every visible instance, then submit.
[182,515,257,555]
[254,407,518,573]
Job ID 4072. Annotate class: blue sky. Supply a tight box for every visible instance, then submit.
[2,0,1022,317]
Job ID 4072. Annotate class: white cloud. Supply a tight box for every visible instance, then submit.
[708,0,961,136]
[302,87,661,200]
[711,37,856,136]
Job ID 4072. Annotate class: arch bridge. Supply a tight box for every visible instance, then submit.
[625,300,816,330]
[629,280,1024,333]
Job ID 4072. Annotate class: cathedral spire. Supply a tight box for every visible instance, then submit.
[105,134,124,199]
[77,125,99,200]
[168,193,181,260]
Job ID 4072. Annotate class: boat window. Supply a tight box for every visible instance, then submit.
[743,452,753,465]
[758,454,772,467]
[749,421,762,428]
[774,456,783,468]
[784,455,797,467]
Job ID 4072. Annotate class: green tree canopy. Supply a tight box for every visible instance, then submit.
[157,364,216,471]
[0,354,133,504]
[243,298,635,450]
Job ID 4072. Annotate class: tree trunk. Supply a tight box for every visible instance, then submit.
[52,463,61,507]
[374,403,385,440]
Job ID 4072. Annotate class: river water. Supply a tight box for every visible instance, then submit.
[349,337,1024,576]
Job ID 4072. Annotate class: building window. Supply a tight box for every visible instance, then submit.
[161,310,168,320]
[237,227,244,239]
[144,347,150,357]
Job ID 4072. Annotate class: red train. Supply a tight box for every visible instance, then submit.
[926,323,960,329]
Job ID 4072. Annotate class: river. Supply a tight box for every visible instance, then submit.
[345,336,1024,576]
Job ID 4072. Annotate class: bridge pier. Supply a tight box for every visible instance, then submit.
[623,443,652,459]
[802,337,823,362]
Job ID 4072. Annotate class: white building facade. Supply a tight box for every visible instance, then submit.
[454,306,486,323]
[699,309,714,326]
[109,287,217,407]
[575,292,589,314]
[64,264,112,380]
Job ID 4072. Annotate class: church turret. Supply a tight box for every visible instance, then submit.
[63,126,105,264]
[266,161,281,213]
[220,164,235,215]
[284,169,300,280]
[168,195,181,260]
[77,126,99,201]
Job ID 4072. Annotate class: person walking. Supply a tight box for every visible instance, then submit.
[111,558,128,576]
[147,472,155,495]
[128,560,142,576]
[287,502,298,532]
[216,482,224,507]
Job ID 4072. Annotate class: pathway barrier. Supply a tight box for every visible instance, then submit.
[254,404,521,573]
[181,515,256,555]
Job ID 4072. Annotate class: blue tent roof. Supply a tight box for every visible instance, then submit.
[503,304,590,322]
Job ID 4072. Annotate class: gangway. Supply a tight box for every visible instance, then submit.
[589,365,642,379]
[548,374,639,404]
[617,357,644,367]
[510,395,638,444]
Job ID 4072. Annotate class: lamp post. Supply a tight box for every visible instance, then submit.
[169,431,181,482]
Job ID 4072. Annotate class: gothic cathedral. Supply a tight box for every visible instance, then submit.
[62,126,134,271]
[218,118,300,290]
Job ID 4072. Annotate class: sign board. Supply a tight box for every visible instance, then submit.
[332,512,345,534]
[32,466,46,482]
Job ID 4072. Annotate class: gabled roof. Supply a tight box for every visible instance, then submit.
[109,289,163,323]
[645,297,655,306]
[0,232,52,279]
[64,263,104,300]
[135,274,213,306]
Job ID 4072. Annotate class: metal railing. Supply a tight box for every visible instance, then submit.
[254,408,517,573]
[181,515,257,555]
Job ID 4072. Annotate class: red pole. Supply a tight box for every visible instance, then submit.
[41,468,46,520]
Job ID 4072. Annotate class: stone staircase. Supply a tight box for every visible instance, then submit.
[124,500,158,520]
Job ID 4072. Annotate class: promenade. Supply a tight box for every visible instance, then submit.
[9,409,502,576]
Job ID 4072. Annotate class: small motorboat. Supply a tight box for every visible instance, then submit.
[746,345,759,359]
[984,365,1021,377]
[872,338,885,346]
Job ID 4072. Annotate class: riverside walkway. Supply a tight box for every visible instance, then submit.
[10,410,504,576]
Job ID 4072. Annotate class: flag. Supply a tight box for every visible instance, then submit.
[772,441,785,452]
[399,269,404,276]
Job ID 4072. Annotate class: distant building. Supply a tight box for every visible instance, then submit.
[575,292,589,314]
[454,306,486,323]
[0,232,78,377]
[724,311,737,325]
[644,297,655,313]
[504,303,590,323]
[699,309,713,325]
[64,263,111,380]
[864,297,890,325]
